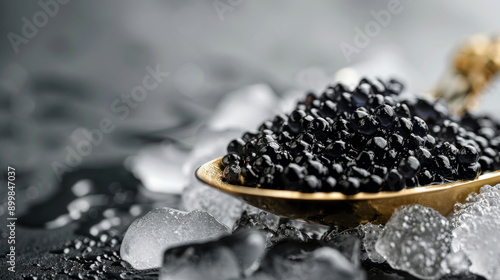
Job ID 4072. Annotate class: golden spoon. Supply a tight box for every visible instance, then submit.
[196,33,500,227]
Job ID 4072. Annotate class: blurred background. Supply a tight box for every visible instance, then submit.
[2,0,500,256]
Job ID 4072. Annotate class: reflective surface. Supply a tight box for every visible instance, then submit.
[196,157,500,227]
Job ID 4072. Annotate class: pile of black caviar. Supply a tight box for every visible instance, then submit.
[221,78,500,194]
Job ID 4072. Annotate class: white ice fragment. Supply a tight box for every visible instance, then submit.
[127,143,191,194]
[120,207,229,269]
[440,250,471,276]
[450,184,500,279]
[207,84,279,131]
[375,204,451,279]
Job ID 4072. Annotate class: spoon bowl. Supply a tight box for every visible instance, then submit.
[196,157,500,227]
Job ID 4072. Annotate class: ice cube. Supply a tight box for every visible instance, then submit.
[357,223,385,264]
[233,206,321,247]
[282,219,331,240]
[268,223,312,246]
[233,205,281,233]
[375,204,451,279]
[160,230,266,280]
[127,143,191,194]
[120,207,229,269]
[321,224,383,266]
[207,84,279,131]
[260,240,365,280]
[450,184,500,279]
[310,247,365,280]
[161,244,239,280]
[441,251,471,276]
[327,234,361,267]
[181,182,243,228]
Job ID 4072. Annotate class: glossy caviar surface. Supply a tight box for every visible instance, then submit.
[221,78,500,194]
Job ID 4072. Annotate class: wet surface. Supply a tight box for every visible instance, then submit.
[0,164,180,279]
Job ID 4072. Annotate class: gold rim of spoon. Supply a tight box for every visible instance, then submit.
[196,157,500,227]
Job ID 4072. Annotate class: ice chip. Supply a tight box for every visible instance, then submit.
[128,143,191,194]
[120,207,229,269]
[261,240,365,280]
[450,184,500,279]
[441,251,471,276]
[268,223,312,246]
[310,247,365,280]
[322,225,383,265]
[160,230,266,280]
[207,84,279,131]
[357,223,385,263]
[282,219,331,240]
[161,245,239,280]
[375,204,451,279]
[233,204,281,233]
[327,234,361,267]
[182,182,243,228]
[222,230,267,276]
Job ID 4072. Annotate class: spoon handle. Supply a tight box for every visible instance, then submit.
[433,33,500,114]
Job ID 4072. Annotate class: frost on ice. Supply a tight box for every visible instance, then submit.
[450,184,500,279]
[120,207,229,269]
[181,182,243,228]
[375,204,451,279]
[357,223,385,264]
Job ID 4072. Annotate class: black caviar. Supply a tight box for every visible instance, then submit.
[221,78,500,194]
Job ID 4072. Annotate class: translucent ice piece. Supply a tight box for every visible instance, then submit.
[128,143,191,194]
[160,230,266,280]
[322,224,384,265]
[207,84,279,131]
[375,204,451,279]
[358,223,385,264]
[441,251,471,276]
[161,245,239,280]
[120,207,229,269]
[450,184,500,279]
[233,204,281,233]
[283,219,331,240]
[261,241,365,280]
[328,234,361,267]
[310,247,365,280]
[181,182,243,228]
[268,223,312,246]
